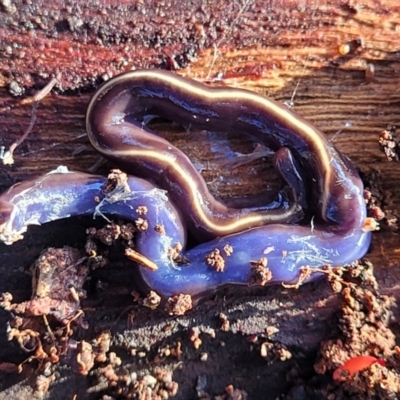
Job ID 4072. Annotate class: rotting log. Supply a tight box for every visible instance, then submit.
[0,1,399,399]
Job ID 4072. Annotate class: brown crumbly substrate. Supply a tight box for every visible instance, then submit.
[378,125,400,162]
[86,217,159,271]
[1,247,88,324]
[0,246,181,399]
[88,364,179,399]
[0,247,95,395]
[286,261,400,399]
[364,169,399,233]
[2,239,398,398]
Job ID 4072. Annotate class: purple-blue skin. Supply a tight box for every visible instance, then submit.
[0,70,372,300]
[0,167,370,299]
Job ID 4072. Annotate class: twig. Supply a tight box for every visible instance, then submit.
[1,77,59,165]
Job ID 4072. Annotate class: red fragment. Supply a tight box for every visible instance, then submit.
[333,355,386,381]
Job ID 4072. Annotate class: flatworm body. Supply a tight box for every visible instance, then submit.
[0,71,372,300]
[0,168,369,298]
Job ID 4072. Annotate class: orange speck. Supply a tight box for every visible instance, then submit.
[362,217,380,232]
[333,355,386,381]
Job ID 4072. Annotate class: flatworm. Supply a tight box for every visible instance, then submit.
[0,71,372,300]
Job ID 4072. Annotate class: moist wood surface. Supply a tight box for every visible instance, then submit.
[0,1,399,399]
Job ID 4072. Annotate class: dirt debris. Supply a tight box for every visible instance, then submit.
[364,169,399,233]
[378,125,400,162]
[285,261,400,399]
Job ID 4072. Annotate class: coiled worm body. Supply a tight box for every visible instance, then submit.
[86,70,366,238]
[0,168,370,298]
[0,70,371,300]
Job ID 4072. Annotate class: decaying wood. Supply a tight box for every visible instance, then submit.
[0,1,399,399]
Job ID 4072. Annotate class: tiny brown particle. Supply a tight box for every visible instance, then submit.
[76,341,95,375]
[338,43,351,55]
[93,331,111,363]
[168,242,188,264]
[282,266,313,289]
[219,313,230,332]
[136,205,148,215]
[162,323,173,332]
[338,39,363,55]
[175,242,183,252]
[34,374,54,398]
[0,293,12,310]
[163,348,171,357]
[166,380,179,397]
[221,320,230,332]
[189,327,200,342]
[119,223,135,241]
[248,335,258,343]
[249,257,272,286]
[205,328,216,339]
[265,326,280,337]
[220,384,247,398]
[194,23,205,35]
[169,341,182,359]
[93,223,121,245]
[223,244,233,256]
[278,346,292,361]
[69,287,80,302]
[368,205,385,221]
[251,257,268,268]
[378,125,400,161]
[205,248,225,272]
[165,294,192,316]
[104,169,129,194]
[135,217,148,231]
[260,341,270,358]
[193,337,202,349]
[143,291,161,310]
[154,224,166,235]
[85,237,97,257]
[108,352,121,367]
[362,217,380,232]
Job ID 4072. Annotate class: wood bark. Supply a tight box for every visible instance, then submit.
[0,1,399,399]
